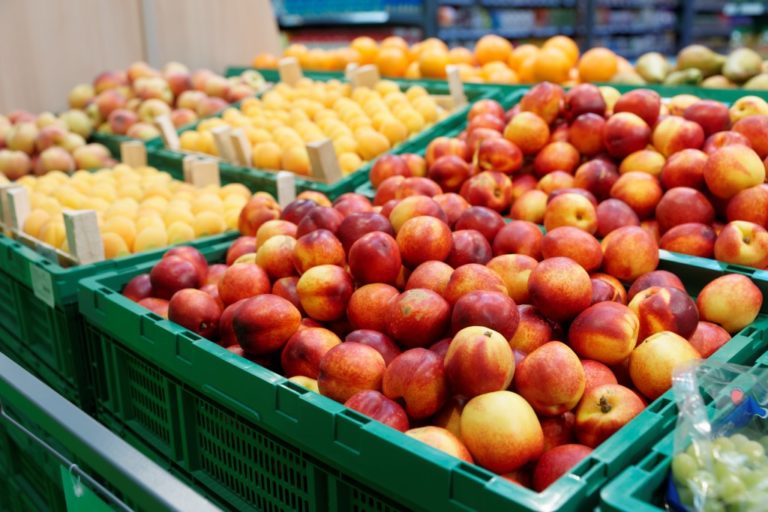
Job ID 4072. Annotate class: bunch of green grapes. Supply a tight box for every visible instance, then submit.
[672,433,768,511]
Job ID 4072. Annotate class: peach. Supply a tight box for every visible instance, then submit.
[504,112,550,155]
[345,330,401,366]
[95,89,127,118]
[574,159,619,201]
[469,99,506,121]
[537,171,575,195]
[36,147,75,174]
[534,142,580,177]
[468,113,506,134]
[138,298,169,318]
[296,265,354,321]
[386,289,451,347]
[660,148,708,190]
[590,273,628,305]
[381,348,449,419]
[528,257,592,323]
[703,131,752,154]
[373,176,405,205]
[627,270,685,300]
[568,113,606,157]
[476,137,524,175]
[406,426,473,463]
[333,193,373,217]
[433,397,466,439]
[345,390,409,432]
[238,195,281,236]
[401,153,427,177]
[425,137,469,168]
[714,220,768,268]
[389,195,447,232]
[619,149,665,177]
[446,229,491,267]
[123,274,153,302]
[459,171,513,212]
[533,444,593,492]
[520,82,565,124]
[509,304,562,354]
[255,235,297,280]
[272,276,303,314]
[683,100,731,137]
[428,155,471,193]
[687,321,731,358]
[515,341,585,416]
[444,263,508,305]
[543,193,598,234]
[729,96,768,123]
[510,190,547,224]
[628,286,699,340]
[614,89,661,127]
[704,145,765,199]
[563,84,606,121]
[540,412,576,452]
[652,117,705,157]
[582,360,618,395]
[601,226,660,282]
[347,284,399,332]
[487,255,538,304]
[218,299,248,348]
[168,288,222,339]
[0,149,31,180]
[575,384,645,447]
[451,291,519,338]
[453,207,504,244]
[225,237,257,266]
[697,274,763,333]
[255,220,298,248]
[405,261,453,296]
[609,172,662,219]
[292,229,345,275]
[281,327,342,378]
[348,232,401,285]
[336,212,394,253]
[596,198,640,238]
[569,301,640,364]
[432,193,470,228]
[444,326,514,399]
[296,206,344,236]
[370,154,411,188]
[318,343,386,403]
[656,187,715,233]
[150,255,201,300]
[603,112,651,158]
[460,391,544,473]
[541,227,602,272]
[659,223,717,258]
[492,220,543,259]
[511,174,539,201]
[233,294,301,355]
[733,115,768,159]
[727,185,768,226]
[396,216,452,268]
[466,127,502,155]
[281,199,320,225]
[629,331,701,400]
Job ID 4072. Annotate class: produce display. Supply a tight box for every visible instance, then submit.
[178,79,447,175]
[12,165,251,258]
[69,62,266,140]
[369,87,768,270]
[123,186,763,489]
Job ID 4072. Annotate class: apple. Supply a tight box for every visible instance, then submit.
[574,384,645,447]
[405,426,473,463]
[149,255,201,299]
[445,327,515,399]
[344,390,409,432]
[528,257,592,323]
[696,274,763,333]
[383,348,449,418]
[345,330,401,366]
[234,294,302,355]
[629,331,701,400]
[297,265,353,321]
[569,302,640,365]
[217,263,270,306]
[460,391,544,473]
[386,289,450,348]
[533,444,593,492]
[515,341,585,416]
[318,343,386,403]
[281,327,341,378]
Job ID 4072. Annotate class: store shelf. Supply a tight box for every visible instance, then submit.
[593,22,677,35]
[723,2,766,16]
[692,24,734,37]
[596,0,677,8]
[481,0,576,7]
[278,11,423,28]
[438,25,575,40]
[695,0,726,12]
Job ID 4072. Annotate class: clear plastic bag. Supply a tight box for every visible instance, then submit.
[667,360,768,512]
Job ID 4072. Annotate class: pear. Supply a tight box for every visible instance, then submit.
[664,68,703,86]
[676,45,725,77]
[701,75,737,89]
[635,52,672,83]
[723,48,763,83]
[744,73,768,90]
[612,70,647,85]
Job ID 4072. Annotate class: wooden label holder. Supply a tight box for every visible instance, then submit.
[276,171,296,209]
[278,57,303,85]
[306,139,343,185]
[229,128,252,167]
[187,159,221,188]
[446,65,468,108]
[350,65,380,89]
[120,141,147,168]
[211,126,237,163]
[154,114,181,151]
[63,210,104,265]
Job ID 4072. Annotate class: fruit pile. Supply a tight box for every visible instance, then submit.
[633,45,768,89]
[178,79,446,176]
[0,110,112,180]
[370,87,768,270]
[14,165,252,258]
[68,61,266,140]
[124,190,763,489]
[252,35,631,85]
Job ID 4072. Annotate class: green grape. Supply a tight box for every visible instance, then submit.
[713,461,735,482]
[717,474,746,504]
[678,487,694,506]
[689,470,719,500]
[759,435,768,452]
[701,499,725,512]
[689,440,715,468]
[730,434,751,450]
[673,453,700,483]
[741,440,767,463]
[741,493,768,512]
[714,436,735,454]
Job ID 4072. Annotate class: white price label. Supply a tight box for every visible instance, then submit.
[30,263,55,307]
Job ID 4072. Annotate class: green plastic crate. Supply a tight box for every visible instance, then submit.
[146,69,510,200]
[600,346,768,512]
[77,238,768,512]
[90,131,164,160]
[0,232,236,408]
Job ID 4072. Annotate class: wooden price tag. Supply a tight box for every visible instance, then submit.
[276,171,296,208]
[446,65,467,108]
[278,57,303,85]
[187,159,221,188]
[350,64,380,89]
[63,210,104,265]
[5,186,29,231]
[0,183,23,228]
[120,141,147,168]
[306,139,343,184]
[229,128,252,167]
[154,114,180,150]
[182,154,200,182]
[345,63,359,81]
[211,126,236,163]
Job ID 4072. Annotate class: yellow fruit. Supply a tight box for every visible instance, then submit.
[219,183,251,201]
[350,36,379,65]
[405,85,429,102]
[223,194,247,210]
[355,127,391,160]
[38,220,66,249]
[162,208,195,227]
[338,152,363,174]
[22,209,50,238]
[332,135,358,155]
[224,209,241,231]
[252,141,283,169]
[141,196,169,213]
[135,214,164,233]
[412,96,439,123]
[397,109,426,134]
[83,197,111,212]
[374,80,401,96]
[133,225,169,253]
[166,222,196,244]
[281,146,311,175]
[193,211,226,237]
[191,194,224,215]
[103,216,137,248]
[418,49,449,79]
[379,118,409,145]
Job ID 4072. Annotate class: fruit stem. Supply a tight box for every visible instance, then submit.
[599,396,612,413]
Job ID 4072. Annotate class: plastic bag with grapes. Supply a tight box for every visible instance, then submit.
[667,360,768,512]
